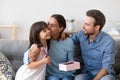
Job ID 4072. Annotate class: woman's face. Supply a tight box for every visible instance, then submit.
[48,17,63,37]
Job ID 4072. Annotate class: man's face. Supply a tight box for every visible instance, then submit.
[82,16,96,35]
[48,17,62,36]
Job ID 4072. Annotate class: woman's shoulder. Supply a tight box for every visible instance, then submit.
[62,37,74,45]
[64,37,73,42]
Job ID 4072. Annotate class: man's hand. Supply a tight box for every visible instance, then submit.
[93,68,107,80]
[93,77,99,80]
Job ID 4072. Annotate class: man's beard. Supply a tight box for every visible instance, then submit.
[83,31,95,35]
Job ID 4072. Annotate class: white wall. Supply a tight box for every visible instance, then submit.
[0,0,120,40]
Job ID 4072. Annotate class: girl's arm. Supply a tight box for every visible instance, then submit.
[28,56,50,69]
[27,44,51,69]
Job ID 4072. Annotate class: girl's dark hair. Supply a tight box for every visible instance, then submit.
[86,9,106,31]
[28,21,48,48]
[51,14,66,39]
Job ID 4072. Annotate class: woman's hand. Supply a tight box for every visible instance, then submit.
[29,44,40,62]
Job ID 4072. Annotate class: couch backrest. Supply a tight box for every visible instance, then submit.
[0,39,29,73]
[113,38,120,74]
[73,38,120,75]
[0,38,120,74]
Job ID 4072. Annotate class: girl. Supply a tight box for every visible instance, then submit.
[15,21,51,80]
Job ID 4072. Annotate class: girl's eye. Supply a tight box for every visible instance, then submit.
[43,30,46,32]
[47,28,50,30]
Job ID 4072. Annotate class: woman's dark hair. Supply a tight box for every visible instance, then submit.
[28,21,48,48]
[51,14,66,39]
[86,9,106,31]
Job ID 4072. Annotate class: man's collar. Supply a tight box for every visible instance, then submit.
[84,31,104,43]
[93,31,104,42]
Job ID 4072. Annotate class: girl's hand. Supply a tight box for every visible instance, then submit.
[42,56,51,64]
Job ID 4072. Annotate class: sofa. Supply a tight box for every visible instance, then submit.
[0,38,120,80]
[0,40,29,73]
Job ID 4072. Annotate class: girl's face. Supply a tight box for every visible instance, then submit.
[39,27,51,40]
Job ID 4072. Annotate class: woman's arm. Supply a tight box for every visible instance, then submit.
[28,44,40,62]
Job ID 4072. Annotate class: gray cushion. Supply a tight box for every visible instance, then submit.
[0,51,15,80]
[114,38,120,74]
[0,40,29,72]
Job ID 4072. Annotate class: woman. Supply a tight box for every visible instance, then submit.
[46,14,75,80]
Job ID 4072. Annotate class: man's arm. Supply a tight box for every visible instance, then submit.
[70,30,82,44]
[93,68,107,80]
[94,37,118,80]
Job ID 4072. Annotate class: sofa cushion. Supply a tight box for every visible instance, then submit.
[0,51,15,80]
[0,40,29,73]
[113,38,120,74]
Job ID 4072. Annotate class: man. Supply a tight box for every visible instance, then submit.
[72,9,117,80]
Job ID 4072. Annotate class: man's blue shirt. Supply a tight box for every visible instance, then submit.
[71,30,117,76]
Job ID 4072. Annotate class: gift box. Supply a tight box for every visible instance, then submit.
[59,61,80,71]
